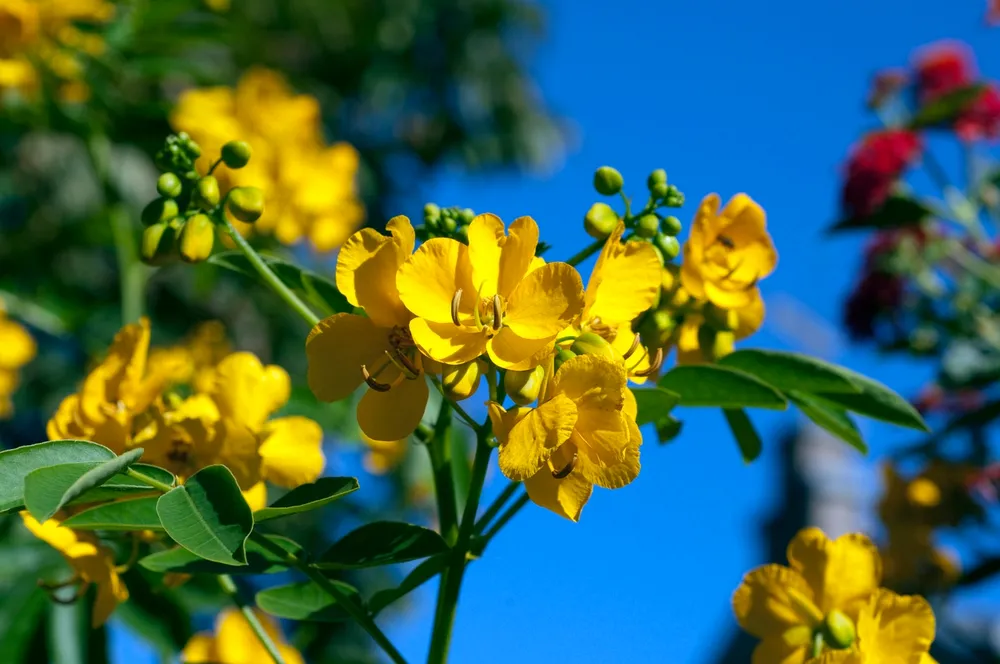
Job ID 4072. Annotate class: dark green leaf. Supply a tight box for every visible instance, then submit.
[718,350,860,394]
[0,440,114,513]
[656,414,683,444]
[723,409,762,462]
[316,522,449,570]
[789,391,867,454]
[209,251,350,316]
[631,387,681,426]
[658,365,787,410]
[139,535,301,575]
[254,477,359,522]
[155,465,253,566]
[256,580,362,622]
[814,368,928,432]
[369,556,447,616]
[0,576,47,663]
[62,496,162,531]
[909,84,985,129]
[23,448,145,522]
[829,195,931,233]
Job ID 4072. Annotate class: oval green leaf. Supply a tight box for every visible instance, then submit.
[657,365,787,410]
[718,349,860,394]
[155,465,253,566]
[630,387,681,426]
[62,496,162,531]
[723,408,763,463]
[256,580,361,622]
[23,448,145,522]
[316,521,449,570]
[139,535,301,575]
[254,477,359,522]
[0,440,114,513]
[789,391,867,454]
[813,368,929,432]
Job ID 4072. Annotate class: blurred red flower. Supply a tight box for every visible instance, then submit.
[842,130,922,219]
[913,41,976,102]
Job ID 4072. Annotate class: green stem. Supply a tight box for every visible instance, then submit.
[428,403,459,546]
[218,574,286,664]
[474,482,520,534]
[124,467,173,493]
[810,631,824,658]
[429,377,480,431]
[480,493,529,544]
[219,215,320,327]
[0,289,67,335]
[564,239,604,268]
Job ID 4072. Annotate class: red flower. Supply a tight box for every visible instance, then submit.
[913,41,976,102]
[988,0,1000,25]
[842,130,922,219]
[956,83,1000,141]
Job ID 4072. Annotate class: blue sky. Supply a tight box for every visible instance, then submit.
[110,0,1000,662]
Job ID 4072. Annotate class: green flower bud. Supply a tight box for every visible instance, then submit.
[661,215,682,236]
[593,166,624,196]
[141,197,179,227]
[221,140,252,169]
[655,234,680,261]
[703,303,739,332]
[441,360,484,401]
[423,203,441,224]
[177,132,202,159]
[458,208,475,224]
[156,173,183,199]
[647,169,667,188]
[636,214,660,239]
[584,202,619,240]
[650,181,670,199]
[226,186,266,223]
[553,347,577,374]
[194,176,221,209]
[821,610,856,650]
[570,332,616,360]
[455,224,469,243]
[505,365,546,407]
[140,222,178,266]
[178,214,215,263]
[441,216,457,233]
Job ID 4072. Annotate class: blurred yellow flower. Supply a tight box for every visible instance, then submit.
[307,215,430,442]
[362,434,408,475]
[398,213,585,370]
[147,320,230,393]
[170,68,364,251]
[0,304,36,417]
[487,353,641,522]
[674,288,765,365]
[20,512,128,627]
[181,608,304,664]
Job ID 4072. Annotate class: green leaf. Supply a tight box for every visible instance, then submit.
[23,448,145,522]
[0,576,48,663]
[655,414,683,445]
[256,580,362,622]
[657,365,787,410]
[814,369,928,432]
[62,496,162,531]
[155,465,253,566]
[254,477,359,522]
[73,464,175,503]
[0,440,115,513]
[139,535,301,575]
[723,409,763,462]
[909,84,985,129]
[829,195,932,233]
[718,350,860,394]
[315,522,449,570]
[789,391,867,454]
[631,387,681,426]
[369,556,447,616]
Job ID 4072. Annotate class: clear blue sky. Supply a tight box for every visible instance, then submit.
[109,0,1000,661]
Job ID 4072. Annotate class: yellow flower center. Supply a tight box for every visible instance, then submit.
[360,325,423,392]
[704,233,759,291]
[450,288,507,336]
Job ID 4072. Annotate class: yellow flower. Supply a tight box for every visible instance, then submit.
[0,305,36,417]
[307,215,430,442]
[732,527,882,663]
[879,462,976,531]
[362,434,408,475]
[20,512,128,627]
[487,353,641,522]
[674,288,765,364]
[181,608,304,664]
[809,589,936,664]
[881,525,959,593]
[681,193,777,310]
[147,320,230,393]
[170,68,364,251]
[397,213,585,370]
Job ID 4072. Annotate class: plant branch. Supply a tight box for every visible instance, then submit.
[480,493,529,544]
[474,482,520,534]
[218,574,286,664]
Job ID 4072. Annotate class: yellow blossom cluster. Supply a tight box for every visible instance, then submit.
[0,301,35,417]
[0,0,113,102]
[170,68,364,252]
[181,608,304,664]
[733,527,937,663]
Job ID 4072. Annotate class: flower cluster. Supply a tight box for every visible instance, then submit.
[171,68,364,251]
[181,608,304,664]
[0,300,35,417]
[733,527,937,663]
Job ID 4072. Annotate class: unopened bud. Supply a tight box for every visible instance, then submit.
[220,141,252,169]
[441,360,484,402]
[156,173,183,199]
[176,132,201,159]
[821,610,856,650]
[455,224,469,243]
[441,216,457,233]
[636,214,660,239]
[423,203,441,225]
[140,222,178,266]
[458,208,475,224]
[584,202,619,240]
[179,214,215,263]
[194,176,220,209]
[141,197,179,227]
[647,169,667,188]
[650,181,670,199]
[505,365,546,406]
[593,166,624,196]
[661,215,682,236]
[226,186,266,223]
[655,234,680,261]
[570,332,616,360]
[703,303,739,332]
[553,347,577,374]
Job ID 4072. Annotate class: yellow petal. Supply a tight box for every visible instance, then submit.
[242,482,268,512]
[703,279,760,311]
[497,393,577,481]
[585,225,661,326]
[80,318,150,422]
[486,327,555,370]
[209,352,290,432]
[0,318,35,369]
[213,419,263,489]
[572,410,639,489]
[810,653,862,664]
[751,631,811,664]
[397,238,475,325]
[497,216,540,298]
[735,289,766,340]
[260,416,325,487]
[335,215,413,327]
[47,394,87,441]
[856,589,935,661]
[215,607,304,664]
[551,354,626,411]
[468,213,505,297]
[306,314,389,402]
[523,466,593,522]
[732,564,815,639]
[357,375,428,441]
[409,318,486,365]
[786,527,882,614]
[180,633,218,663]
[504,262,585,340]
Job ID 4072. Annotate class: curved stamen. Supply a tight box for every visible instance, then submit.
[451,289,463,326]
[622,333,641,360]
[385,349,421,380]
[632,347,664,378]
[361,365,393,392]
[492,294,503,330]
[552,453,577,479]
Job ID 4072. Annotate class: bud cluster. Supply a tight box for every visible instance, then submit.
[418,204,476,243]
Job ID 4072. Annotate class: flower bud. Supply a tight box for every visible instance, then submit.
[221,140,252,169]
[455,224,469,243]
[650,181,670,199]
[593,166,623,196]
[141,197,179,227]
[821,609,856,650]
[423,203,441,225]
[505,365,546,406]
[156,173,183,199]
[177,132,202,159]
[655,234,680,261]
[194,176,220,209]
[441,359,484,401]
[140,222,178,266]
[570,332,616,360]
[661,215,682,236]
[647,169,667,189]
[441,216,457,233]
[636,214,660,239]
[553,347,577,374]
[584,202,619,239]
[458,208,475,224]
[179,214,215,263]
[226,186,266,223]
[702,303,739,332]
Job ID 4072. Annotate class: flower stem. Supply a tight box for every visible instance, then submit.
[565,238,604,267]
[473,481,520,533]
[479,493,529,544]
[429,377,480,431]
[218,574,287,664]
[219,215,320,327]
[428,402,459,546]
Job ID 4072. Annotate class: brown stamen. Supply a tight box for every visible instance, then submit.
[622,334,641,360]
[385,349,421,380]
[492,294,503,330]
[717,234,735,249]
[451,289,463,326]
[361,365,392,392]
[552,453,577,479]
[632,347,664,377]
